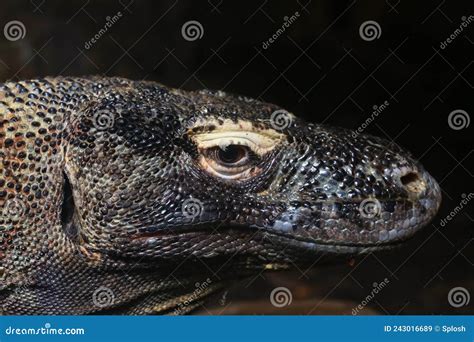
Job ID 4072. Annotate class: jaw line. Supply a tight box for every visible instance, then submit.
[258,228,409,255]
[131,222,413,254]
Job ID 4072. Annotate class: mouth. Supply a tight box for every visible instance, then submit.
[127,223,413,264]
[259,228,411,255]
[128,170,442,257]
[131,196,438,255]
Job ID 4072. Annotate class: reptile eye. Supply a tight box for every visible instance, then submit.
[215,145,249,165]
[188,123,285,181]
[199,145,258,180]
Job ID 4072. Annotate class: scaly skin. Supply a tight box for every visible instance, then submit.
[0,77,441,314]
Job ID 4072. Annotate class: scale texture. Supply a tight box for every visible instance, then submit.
[0,77,441,314]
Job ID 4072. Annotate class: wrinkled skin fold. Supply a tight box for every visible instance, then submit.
[0,77,441,314]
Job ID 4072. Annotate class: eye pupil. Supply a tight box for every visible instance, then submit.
[218,145,245,164]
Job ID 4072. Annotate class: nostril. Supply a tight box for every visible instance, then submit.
[400,172,425,194]
[400,172,419,185]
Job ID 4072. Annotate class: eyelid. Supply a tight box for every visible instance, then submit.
[193,131,280,155]
[198,155,260,180]
[188,120,285,180]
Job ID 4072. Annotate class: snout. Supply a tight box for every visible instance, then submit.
[265,130,442,251]
[387,165,442,215]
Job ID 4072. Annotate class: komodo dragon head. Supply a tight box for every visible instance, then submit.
[0,77,441,314]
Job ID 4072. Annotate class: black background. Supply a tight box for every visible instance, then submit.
[0,0,472,314]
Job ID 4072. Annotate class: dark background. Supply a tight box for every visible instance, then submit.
[0,0,472,314]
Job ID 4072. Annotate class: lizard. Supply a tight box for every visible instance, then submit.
[0,76,441,314]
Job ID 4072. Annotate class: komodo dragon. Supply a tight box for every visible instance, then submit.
[0,77,441,314]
